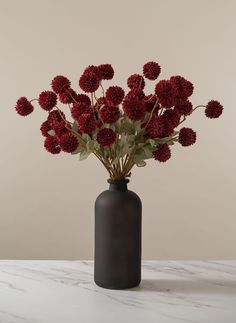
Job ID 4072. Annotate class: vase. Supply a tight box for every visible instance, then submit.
[94,178,142,289]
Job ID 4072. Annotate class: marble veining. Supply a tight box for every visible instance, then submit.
[0,261,235,323]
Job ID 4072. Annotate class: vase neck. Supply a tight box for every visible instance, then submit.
[107,179,129,192]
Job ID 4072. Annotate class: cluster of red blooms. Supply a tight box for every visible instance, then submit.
[15,61,223,163]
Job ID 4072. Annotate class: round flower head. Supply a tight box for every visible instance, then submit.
[77,113,97,134]
[146,115,173,139]
[123,96,146,121]
[127,74,145,90]
[71,103,93,121]
[205,100,223,119]
[163,109,181,128]
[59,133,79,153]
[77,93,91,105]
[44,136,61,154]
[47,110,65,127]
[51,75,71,94]
[174,100,193,116]
[98,64,114,80]
[100,105,120,124]
[38,91,57,111]
[179,127,196,146]
[79,72,100,93]
[40,120,52,137]
[105,86,125,106]
[15,97,34,116]
[83,65,101,78]
[153,144,171,162]
[170,76,194,100]
[126,88,145,101]
[97,128,116,147]
[155,80,178,108]
[53,121,71,138]
[143,61,161,80]
[59,88,77,104]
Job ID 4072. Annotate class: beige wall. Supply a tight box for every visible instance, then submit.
[0,0,235,259]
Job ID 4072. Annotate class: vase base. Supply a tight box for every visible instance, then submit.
[94,279,141,290]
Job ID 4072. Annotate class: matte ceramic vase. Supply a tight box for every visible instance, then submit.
[94,179,142,289]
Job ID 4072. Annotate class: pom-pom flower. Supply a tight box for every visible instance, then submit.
[100,105,120,124]
[123,96,146,120]
[59,88,77,104]
[51,75,71,94]
[71,103,93,121]
[163,109,181,128]
[170,76,194,100]
[155,80,178,108]
[77,94,91,105]
[40,120,52,137]
[44,136,61,154]
[47,110,65,127]
[79,72,100,93]
[178,127,196,146]
[126,88,145,100]
[77,113,97,134]
[97,128,116,147]
[205,100,223,119]
[15,97,34,116]
[153,144,171,162]
[144,95,158,112]
[59,133,79,153]
[105,86,125,106]
[174,100,193,116]
[53,121,71,137]
[143,61,161,80]
[127,74,145,90]
[98,64,114,80]
[38,91,57,111]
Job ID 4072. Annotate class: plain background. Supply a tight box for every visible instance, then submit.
[0,0,235,259]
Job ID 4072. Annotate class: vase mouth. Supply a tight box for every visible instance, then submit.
[107,178,130,185]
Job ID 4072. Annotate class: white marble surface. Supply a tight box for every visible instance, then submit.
[0,261,235,323]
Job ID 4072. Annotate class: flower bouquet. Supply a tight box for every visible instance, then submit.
[15,61,223,289]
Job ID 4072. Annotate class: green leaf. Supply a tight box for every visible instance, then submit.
[135,160,147,167]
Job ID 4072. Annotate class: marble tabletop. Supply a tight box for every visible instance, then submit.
[0,261,235,323]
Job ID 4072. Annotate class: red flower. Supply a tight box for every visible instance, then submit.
[44,136,61,154]
[205,100,223,119]
[146,115,173,138]
[59,133,79,153]
[15,97,34,116]
[155,80,178,108]
[71,103,93,121]
[38,91,57,111]
[126,88,145,100]
[53,121,71,137]
[77,93,91,105]
[123,96,146,120]
[143,61,161,80]
[174,100,193,116]
[96,97,106,106]
[51,75,71,94]
[144,95,158,112]
[153,144,171,162]
[47,110,65,127]
[83,65,101,78]
[100,105,120,124]
[170,76,194,100]
[79,72,100,93]
[97,128,116,147]
[179,127,196,146]
[98,64,114,80]
[163,109,181,128]
[77,113,97,134]
[59,88,77,104]
[105,86,125,106]
[40,120,52,137]
[127,74,145,90]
